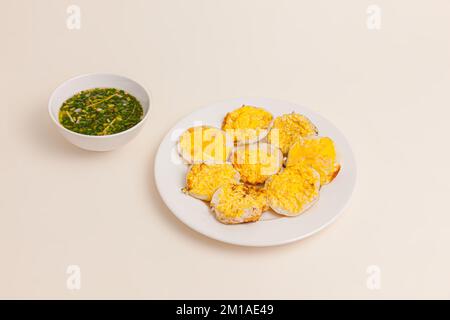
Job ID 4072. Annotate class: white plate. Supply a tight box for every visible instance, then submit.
[154,98,356,247]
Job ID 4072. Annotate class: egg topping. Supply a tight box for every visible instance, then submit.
[267,113,318,154]
[183,163,240,201]
[265,164,320,216]
[231,143,283,185]
[222,105,273,144]
[211,183,268,224]
[178,126,231,164]
[286,136,340,185]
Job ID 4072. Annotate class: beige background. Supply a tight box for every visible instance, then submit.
[1,0,450,299]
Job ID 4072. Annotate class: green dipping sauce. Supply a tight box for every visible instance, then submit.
[59,88,144,136]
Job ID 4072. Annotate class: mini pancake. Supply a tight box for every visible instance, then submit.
[183,163,240,201]
[286,136,340,185]
[231,142,283,185]
[267,112,318,155]
[211,182,268,224]
[265,165,321,216]
[222,105,273,144]
[178,126,231,164]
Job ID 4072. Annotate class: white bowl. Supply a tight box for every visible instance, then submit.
[48,73,150,151]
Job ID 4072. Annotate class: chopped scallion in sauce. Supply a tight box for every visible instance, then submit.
[59,88,143,136]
